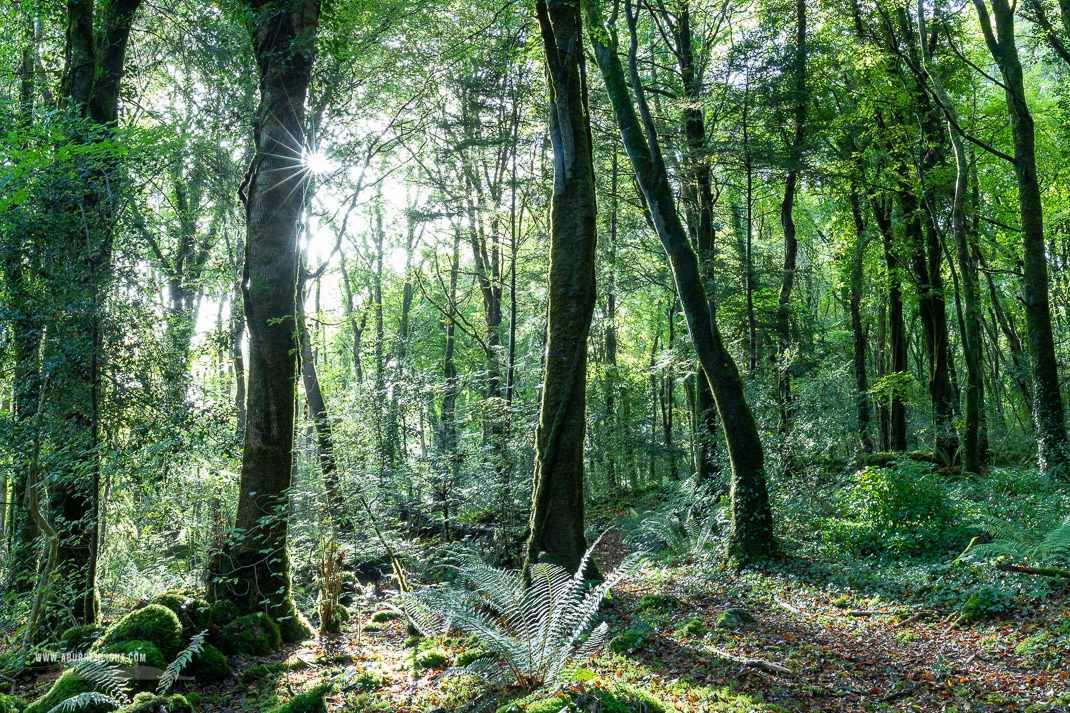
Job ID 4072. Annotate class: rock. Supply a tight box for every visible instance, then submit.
[714,608,756,630]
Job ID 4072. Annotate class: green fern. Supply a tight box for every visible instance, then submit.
[157,630,206,693]
[404,537,641,690]
[66,656,129,701]
[964,514,1070,564]
[634,477,724,559]
[46,691,123,713]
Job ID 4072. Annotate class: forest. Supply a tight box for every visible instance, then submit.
[1,0,1070,710]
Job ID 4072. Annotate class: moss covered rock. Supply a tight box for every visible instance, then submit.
[635,594,678,613]
[264,683,331,713]
[208,600,239,629]
[369,610,400,624]
[0,693,27,713]
[189,644,230,684]
[118,692,191,713]
[454,648,491,667]
[150,594,211,637]
[216,612,282,656]
[60,624,105,652]
[415,649,449,669]
[96,605,184,660]
[714,608,755,630]
[24,671,115,713]
[674,617,707,638]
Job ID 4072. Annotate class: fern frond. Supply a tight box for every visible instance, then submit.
[157,629,206,694]
[67,656,129,701]
[46,692,123,713]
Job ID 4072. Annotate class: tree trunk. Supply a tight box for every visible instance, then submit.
[869,194,908,451]
[776,0,807,438]
[848,183,874,453]
[973,0,1069,477]
[587,0,776,563]
[525,0,599,574]
[213,0,319,643]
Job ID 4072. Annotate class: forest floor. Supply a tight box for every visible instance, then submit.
[175,529,1070,713]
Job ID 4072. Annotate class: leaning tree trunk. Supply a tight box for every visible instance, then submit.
[213,0,319,643]
[587,0,776,563]
[973,0,1069,478]
[525,0,599,575]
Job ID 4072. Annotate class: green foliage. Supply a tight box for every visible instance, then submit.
[632,478,724,560]
[216,613,282,656]
[96,605,184,661]
[499,682,667,713]
[965,514,1070,565]
[952,587,1017,627]
[157,631,204,694]
[188,644,229,684]
[263,683,332,713]
[0,693,27,713]
[24,666,122,713]
[406,541,641,690]
[824,461,959,555]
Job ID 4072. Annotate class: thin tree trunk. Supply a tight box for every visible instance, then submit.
[587,0,776,563]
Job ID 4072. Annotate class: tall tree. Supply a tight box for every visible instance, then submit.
[973,0,1069,478]
[212,0,320,642]
[587,0,776,563]
[525,0,599,574]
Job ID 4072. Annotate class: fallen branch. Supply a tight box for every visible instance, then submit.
[774,598,804,615]
[896,612,929,627]
[995,562,1070,580]
[708,648,792,675]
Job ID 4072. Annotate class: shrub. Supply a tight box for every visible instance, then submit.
[189,644,230,684]
[95,605,185,660]
[216,612,282,656]
[406,540,640,689]
[827,461,959,555]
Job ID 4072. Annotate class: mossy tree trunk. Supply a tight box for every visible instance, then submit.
[586,0,776,564]
[214,0,320,643]
[973,0,1070,478]
[525,0,599,574]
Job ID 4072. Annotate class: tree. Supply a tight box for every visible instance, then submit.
[973,0,1069,478]
[525,0,600,574]
[211,0,320,642]
[586,0,776,563]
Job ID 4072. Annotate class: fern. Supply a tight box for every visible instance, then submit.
[633,477,724,559]
[964,514,1070,565]
[404,536,641,690]
[157,629,206,693]
[67,656,129,701]
[47,692,123,713]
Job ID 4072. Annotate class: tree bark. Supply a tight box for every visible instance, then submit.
[213,0,319,643]
[587,0,776,563]
[973,0,1069,477]
[848,183,874,453]
[525,0,599,574]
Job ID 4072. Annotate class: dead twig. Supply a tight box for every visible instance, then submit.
[708,648,792,675]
